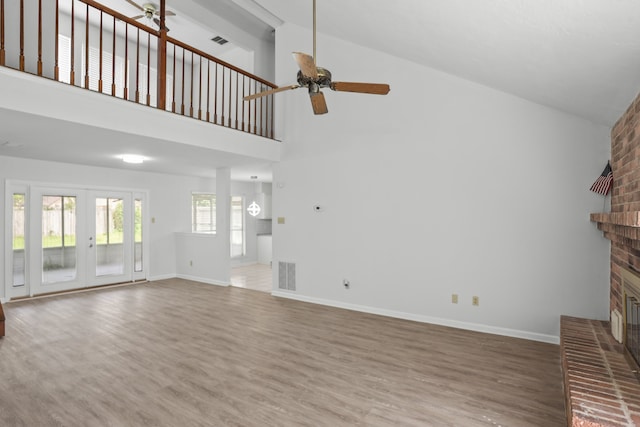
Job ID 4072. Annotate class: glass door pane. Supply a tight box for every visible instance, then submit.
[87,191,132,287]
[42,195,77,284]
[95,197,125,277]
[134,198,143,272]
[12,193,26,288]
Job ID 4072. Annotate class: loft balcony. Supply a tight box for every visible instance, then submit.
[0,0,280,175]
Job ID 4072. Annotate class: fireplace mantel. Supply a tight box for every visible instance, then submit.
[591,212,640,249]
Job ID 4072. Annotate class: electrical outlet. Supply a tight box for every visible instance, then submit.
[451,294,458,304]
[472,296,479,306]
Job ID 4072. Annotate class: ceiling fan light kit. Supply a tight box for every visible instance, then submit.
[244,0,390,115]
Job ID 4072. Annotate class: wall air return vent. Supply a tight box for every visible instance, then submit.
[211,36,229,45]
[278,261,296,291]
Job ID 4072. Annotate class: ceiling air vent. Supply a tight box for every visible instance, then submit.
[211,36,229,45]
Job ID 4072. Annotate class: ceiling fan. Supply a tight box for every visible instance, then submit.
[125,1,176,32]
[244,0,390,115]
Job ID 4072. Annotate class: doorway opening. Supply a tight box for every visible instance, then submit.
[230,264,272,293]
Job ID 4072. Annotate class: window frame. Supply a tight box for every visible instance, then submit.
[191,193,216,234]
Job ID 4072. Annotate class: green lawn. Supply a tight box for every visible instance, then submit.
[13,229,141,249]
[43,235,77,248]
[13,236,25,250]
[13,235,78,249]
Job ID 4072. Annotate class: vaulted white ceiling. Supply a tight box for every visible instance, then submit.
[2,0,638,181]
[245,0,640,127]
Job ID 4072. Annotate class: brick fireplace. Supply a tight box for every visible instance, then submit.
[592,93,640,314]
[580,92,640,426]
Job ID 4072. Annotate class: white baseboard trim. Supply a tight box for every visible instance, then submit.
[271,291,559,345]
[176,274,230,287]
[148,273,176,282]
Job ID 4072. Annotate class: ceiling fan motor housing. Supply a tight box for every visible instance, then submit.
[143,3,156,18]
[297,67,332,88]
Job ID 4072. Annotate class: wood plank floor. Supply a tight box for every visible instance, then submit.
[0,279,565,426]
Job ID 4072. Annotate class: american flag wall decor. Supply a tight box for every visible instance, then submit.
[590,161,613,196]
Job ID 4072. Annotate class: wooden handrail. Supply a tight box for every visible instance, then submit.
[79,0,159,37]
[167,36,276,88]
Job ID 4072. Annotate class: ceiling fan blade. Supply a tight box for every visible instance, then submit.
[124,0,145,12]
[330,82,390,95]
[244,84,301,101]
[293,52,318,79]
[153,18,169,32]
[155,10,176,16]
[309,91,328,115]
[131,14,145,20]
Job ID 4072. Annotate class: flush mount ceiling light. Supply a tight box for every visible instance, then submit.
[121,154,146,164]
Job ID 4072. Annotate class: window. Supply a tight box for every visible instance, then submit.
[12,193,26,287]
[230,196,245,257]
[58,35,72,84]
[192,193,216,233]
[134,198,143,272]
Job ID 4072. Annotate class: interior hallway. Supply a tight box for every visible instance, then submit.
[231,263,272,292]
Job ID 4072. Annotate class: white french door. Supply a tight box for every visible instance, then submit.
[5,183,147,299]
[87,191,133,287]
[31,186,88,295]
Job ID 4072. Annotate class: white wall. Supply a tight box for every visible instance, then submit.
[175,233,230,285]
[253,38,276,83]
[0,155,218,300]
[271,23,612,343]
